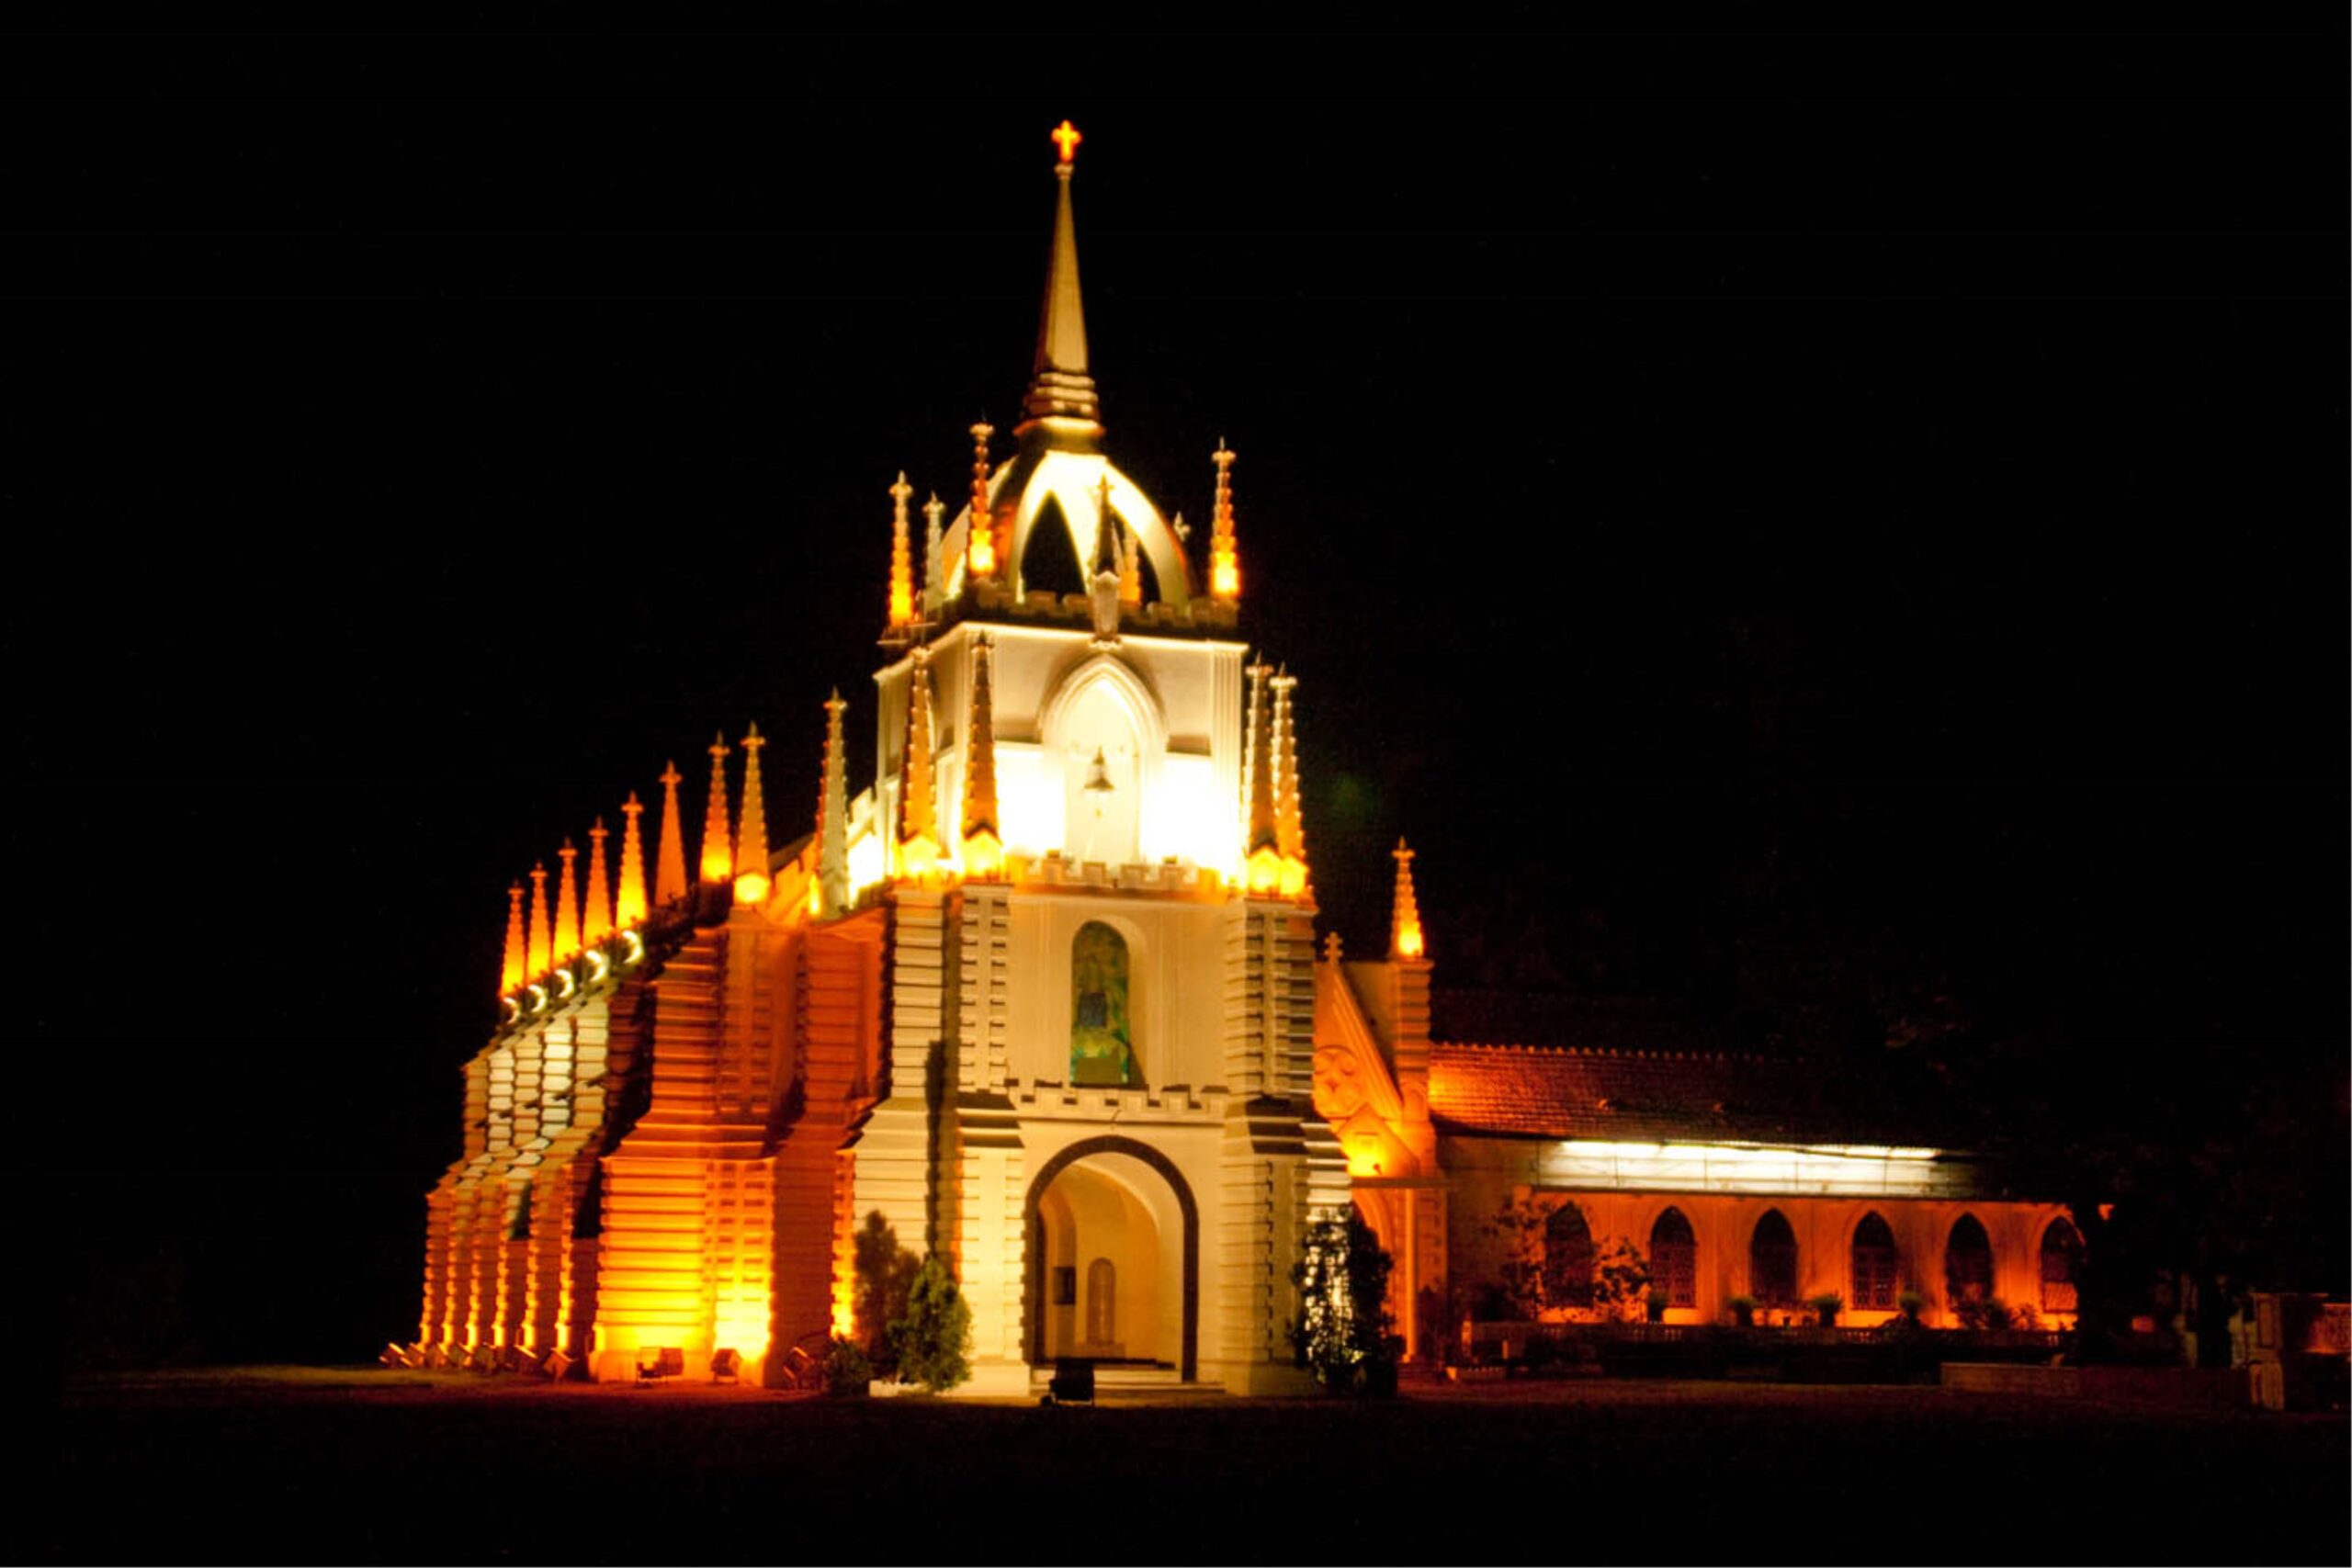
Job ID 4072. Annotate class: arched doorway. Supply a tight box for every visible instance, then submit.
[1024,1137,1198,1381]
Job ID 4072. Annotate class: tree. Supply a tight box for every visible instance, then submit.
[1483,1195,1650,1322]
[1591,1236,1653,1323]
[1290,1208,1397,1395]
[891,1254,972,1393]
[853,1211,919,1377]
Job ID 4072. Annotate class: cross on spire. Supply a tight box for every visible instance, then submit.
[1052,119,1082,164]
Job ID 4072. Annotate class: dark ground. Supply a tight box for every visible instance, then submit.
[41,1367,2349,1564]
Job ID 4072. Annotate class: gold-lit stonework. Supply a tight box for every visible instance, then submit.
[411,127,2075,1392]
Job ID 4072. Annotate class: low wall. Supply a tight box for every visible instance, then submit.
[1942,1361,2245,1409]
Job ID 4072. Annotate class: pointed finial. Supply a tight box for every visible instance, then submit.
[1323,930,1343,964]
[1390,838,1425,961]
[1244,660,1281,892]
[1271,671,1306,897]
[616,793,650,928]
[1023,127,1099,429]
[583,818,615,945]
[500,881,526,994]
[1210,440,1240,603]
[526,862,553,976]
[735,724,772,903]
[961,634,1002,878]
[898,649,940,876]
[554,838,582,959]
[922,492,946,613]
[1092,472,1121,576]
[886,472,916,634]
[817,691,851,915]
[966,423,998,582]
[1120,522,1143,608]
[700,733,734,886]
[654,761,688,905]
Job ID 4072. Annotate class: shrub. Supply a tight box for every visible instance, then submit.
[853,1212,920,1377]
[891,1254,972,1393]
[1289,1209,1398,1395]
[1726,1293,1758,1325]
[823,1335,872,1397]
[1955,1295,2016,1332]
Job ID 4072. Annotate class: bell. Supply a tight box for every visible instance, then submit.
[1083,747,1115,795]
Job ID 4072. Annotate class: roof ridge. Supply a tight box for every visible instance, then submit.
[1432,1039,1747,1064]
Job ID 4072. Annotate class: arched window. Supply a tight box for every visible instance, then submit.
[1945,1214,1994,1305]
[2040,1218,2082,1313]
[1850,1213,1898,1311]
[1649,1208,1696,1308]
[1069,922,1136,1086]
[1750,1210,1798,1306]
[1543,1201,1596,1310]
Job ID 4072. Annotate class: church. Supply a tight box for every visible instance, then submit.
[408,125,2081,1392]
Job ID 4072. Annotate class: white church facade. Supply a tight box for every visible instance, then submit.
[407,125,2077,1392]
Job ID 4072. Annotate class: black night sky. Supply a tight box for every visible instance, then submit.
[26,35,2344,1365]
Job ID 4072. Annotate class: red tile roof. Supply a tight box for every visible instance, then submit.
[1427,1041,1917,1146]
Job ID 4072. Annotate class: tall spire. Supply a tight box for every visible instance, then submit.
[554,839,582,959]
[583,818,615,944]
[1390,839,1426,961]
[922,492,945,613]
[654,761,688,906]
[616,792,649,928]
[967,422,998,582]
[1272,670,1307,897]
[500,881,526,993]
[817,691,850,916]
[526,862,552,976]
[960,635,1002,878]
[899,649,940,875]
[1023,120,1099,427]
[736,724,771,904]
[699,734,733,886]
[1210,441,1240,603]
[886,472,916,635]
[1244,660,1281,893]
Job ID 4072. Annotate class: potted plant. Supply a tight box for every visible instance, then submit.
[1727,1293,1757,1328]
[1895,1290,1926,1328]
[1808,1292,1844,1328]
[1645,1288,1670,1325]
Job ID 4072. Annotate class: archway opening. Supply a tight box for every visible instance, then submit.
[1027,1145,1192,1373]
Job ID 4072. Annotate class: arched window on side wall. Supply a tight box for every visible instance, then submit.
[1946,1214,1994,1306]
[1750,1210,1798,1306]
[1543,1201,1596,1310]
[2040,1218,2083,1313]
[1649,1208,1696,1308]
[1069,921,1136,1086]
[1851,1212,1898,1311]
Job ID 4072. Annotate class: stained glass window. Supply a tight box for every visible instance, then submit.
[1069,921,1135,1086]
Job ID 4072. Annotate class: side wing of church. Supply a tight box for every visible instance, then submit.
[407,128,2076,1392]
